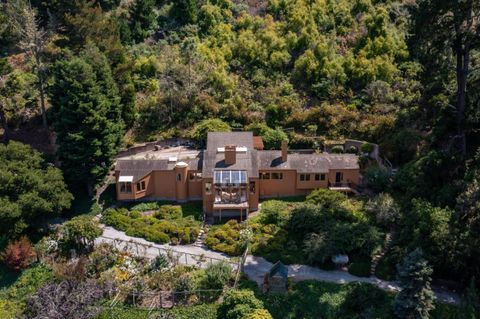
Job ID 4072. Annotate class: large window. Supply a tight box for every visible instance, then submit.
[300,174,310,181]
[120,182,132,193]
[213,170,247,185]
[315,173,326,181]
[136,181,146,192]
[260,172,270,180]
[271,172,283,180]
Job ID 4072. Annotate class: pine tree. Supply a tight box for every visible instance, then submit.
[394,248,435,319]
[129,0,157,43]
[50,45,124,194]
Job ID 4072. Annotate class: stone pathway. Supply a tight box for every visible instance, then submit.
[97,226,460,305]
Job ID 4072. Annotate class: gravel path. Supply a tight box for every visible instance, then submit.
[97,226,460,305]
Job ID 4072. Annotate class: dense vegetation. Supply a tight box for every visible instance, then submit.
[1,0,480,317]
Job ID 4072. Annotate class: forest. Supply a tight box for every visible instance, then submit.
[0,0,479,318]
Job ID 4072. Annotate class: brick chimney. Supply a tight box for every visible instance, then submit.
[281,140,288,162]
[225,145,236,165]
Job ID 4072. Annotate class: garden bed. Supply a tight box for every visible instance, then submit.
[101,203,202,245]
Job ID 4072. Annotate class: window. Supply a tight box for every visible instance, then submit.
[120,182,132,193]
[205,182,212,195]
[260,172,270,180]
[335,172,343,183]
[136,181,146,192]
[271,172,283,180]
[213,170,247,185]
[300,174,310,181]
[189,172,202,181]
[315,173,326,181]
[249,181,256,194]
[176,173,181,181]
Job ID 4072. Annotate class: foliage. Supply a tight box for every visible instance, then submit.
[154,205,183,220]
[363,166,390,193]
[331,145,344,154]
[360,142,375,154]
[394,248,435,319]
[87,243,118,276]
[306,189,348,210]
[364,193,400,228]
[200,261,232,290]
[205,220,243,256]
[96,304,218,319]
[258,200,289,227]
[128,0,157,44]
[245,309,273,319]
[50,45,124,191]
[60,216,102,252]
[217,289,265,319]
[0,142,72,238]
[102,208,200,245]
[150,253,169,272]
[347,259,371,277]
[1,236,36,271]
[25,279,110,319]
[192,118,231,143]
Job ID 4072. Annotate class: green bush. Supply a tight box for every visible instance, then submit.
[205,220,242,256]
[154,205,183,220]
[348,259,372,277]
[201,261,232,290]
[360,142,375,154]
[258,200,289,226]
[192,118,231,143]
[245,309,273,319]
[306,189,348,210]
[346,145,358,154]
[363,166,390,193]
[217,289,264,319]
[101,208,200,245]
[331,145,344,153]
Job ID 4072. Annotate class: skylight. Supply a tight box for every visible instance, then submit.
[213,170,247,185]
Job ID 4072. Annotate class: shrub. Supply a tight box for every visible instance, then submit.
[258,200,289,226]
[154,205,183,220]
[347,259,371,277]
[174,273,196,292]
[245,309,274,319]
[364,193,400,227]
[306,189,348,210]
[360,142,374,154]
[201,261,232,290]
[341,282,390,316]
[60,216,102,252]
[363,166,390,193]
[346,145,358,154]
[87,243,118,276]
[150,253,169,271]
[331,145,344,153]
[217,289,264,319]
[1,236,36,271]
[205,220,242,256]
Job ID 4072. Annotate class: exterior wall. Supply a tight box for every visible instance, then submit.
[258,170,298,197]
[327,168,360,185]
[248,177,259,211]
[202,177,214,214]
[174,165,188,202]
[187,170,202,199]
[296,172,329,190]
[151,170,177,199]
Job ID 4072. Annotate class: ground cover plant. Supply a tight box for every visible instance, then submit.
[101,204,202,245]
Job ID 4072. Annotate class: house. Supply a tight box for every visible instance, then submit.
[115,132,360,221]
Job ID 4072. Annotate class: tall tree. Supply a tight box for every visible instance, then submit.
[50,46,124,194]
[6,0,51,130]
[128,0,157,44]
[412,0,480,156]
[394,248,435,319]
[0,141,72,239]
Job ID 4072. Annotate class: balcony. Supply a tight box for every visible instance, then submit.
[328,181,359,194]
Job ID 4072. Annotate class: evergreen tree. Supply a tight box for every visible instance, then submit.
[460,278,480,319]
[0,142,72,238]
[50,46,124,194]
[172,0,198,25]
[394,248,435,319]
[129,0,157,43]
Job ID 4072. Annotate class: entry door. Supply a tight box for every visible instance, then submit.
[335,172,343,183]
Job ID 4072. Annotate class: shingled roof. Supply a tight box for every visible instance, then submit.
[257,151,359,172]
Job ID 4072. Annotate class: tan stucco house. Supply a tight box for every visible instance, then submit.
[115,132,360,220]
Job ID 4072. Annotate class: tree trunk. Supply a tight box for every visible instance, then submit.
[35,52,48,130]
[0,105,10,144]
